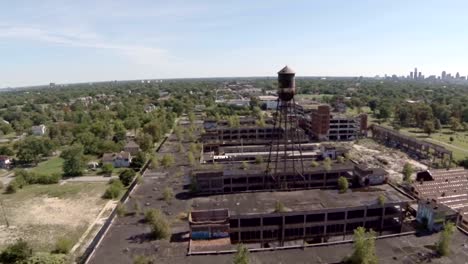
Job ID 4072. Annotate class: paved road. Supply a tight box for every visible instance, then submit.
[62,176,118,183]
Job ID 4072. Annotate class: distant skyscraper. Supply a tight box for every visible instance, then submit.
[410,72,414,79]
[456,72,460,79]
[442,71,446,80]
[414,67,418,79]
[418,72,422,79]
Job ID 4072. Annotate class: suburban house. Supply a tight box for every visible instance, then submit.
[123,141,140,155]
[102,151,132,168]
[31,124,47,136]
[0,156,11,169]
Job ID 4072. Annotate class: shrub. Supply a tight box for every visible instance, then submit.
[0,239,33,264]
[119,169,136,186]
[233,243,249,264]
[12,169,60,185]
[338,176,348,193]
[133,255,152,264]
[323,157,332,171]
[437,222,455,256]
[24,252,66,264]
[402,163,413,182]
[337,156,345,163]
[131,152,146,169]
[162,187,174,203]
[53,237,73,254]
[5,181,18,194]
[378,194,386,206]
[24,253,66,264]
[149,157,159,169]
[348,227,377,264]
[101,163,114,176]
[146,209,170,240]
[187,151,196,166]
[274,201,286,213]
[310,161,319,168]
[103,180,124,199]
[116,202,127,217]
[255,156,264,164]
[241,161,249,170]
[160,154,175,168]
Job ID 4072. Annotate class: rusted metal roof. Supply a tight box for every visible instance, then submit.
[278,65,295,74]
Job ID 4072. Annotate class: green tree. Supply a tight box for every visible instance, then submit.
[119,169,136,186]
[60,145,85,177]
[437,222,455,256]
[450,117,462,132]
[402,162,413,182]
[233,243,249,264]
[131,152,146,168]
[423,120,435,136]
[101,163,114,176]
[0,146,14,156]
[348,227,377,264]
[124,117,141,135]
[434,119,442,130]
[338,176,348,193]
[137,133,153,152]
[14,136,54,165]
[310,160,319,167]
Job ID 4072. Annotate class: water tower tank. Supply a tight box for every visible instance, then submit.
[277,65,296,101]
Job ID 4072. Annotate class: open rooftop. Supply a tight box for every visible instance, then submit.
[192,184,411,216]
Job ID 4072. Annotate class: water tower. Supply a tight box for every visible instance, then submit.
[266,66,305,189]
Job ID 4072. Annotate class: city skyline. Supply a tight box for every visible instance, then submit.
[2,0,468,87]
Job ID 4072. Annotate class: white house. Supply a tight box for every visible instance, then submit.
[102,151,132,168]
[0,156,11,169]
[31,125,47,136]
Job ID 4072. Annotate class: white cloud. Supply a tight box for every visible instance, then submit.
[0,25,168,64]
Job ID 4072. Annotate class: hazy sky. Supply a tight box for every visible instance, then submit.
[1,0,468,87]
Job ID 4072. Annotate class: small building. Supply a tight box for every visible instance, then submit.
[144,104,156,113]
[258,95,278,110]
[0,156,11,169]
[123,141,140,155]
[189,209,230,240]
[87,161,99,170]
[354,164,388,186]
[31,125,47,136]
[320,144,347,159]
[416,199,457,231]
[102,151,132,168]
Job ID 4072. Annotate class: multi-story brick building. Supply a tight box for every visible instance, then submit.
[297,103,367,141]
